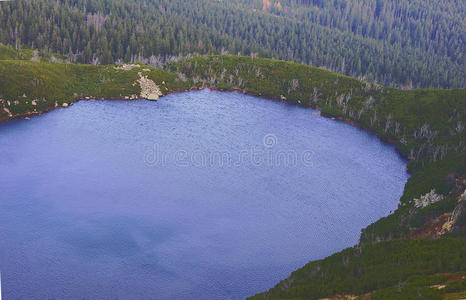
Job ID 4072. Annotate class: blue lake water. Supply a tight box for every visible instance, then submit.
[0,89,408,299]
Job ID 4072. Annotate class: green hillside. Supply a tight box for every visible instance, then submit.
[0,45,183,121]
[249,237,466,300]
[0,0,464,88]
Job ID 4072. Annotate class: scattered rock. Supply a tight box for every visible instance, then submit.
[31,100,37,106]
[441,190,466,234]
[460,189,466,202]
[30,50,40,62]
[411,212,450,239]
[430,284,446,290]
[3,107,12,117]
[414,189,444,208]
[136,72,162,100]
[114,64,140,71]
[319,295,358,300]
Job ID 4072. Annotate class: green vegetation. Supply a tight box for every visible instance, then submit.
[0,45,65,62]
[248,237,466,300]
[0,0,464,88]
[361,152,466,243]
[0,46,464,299]
[167,55,465,170]
[0,47,183,120]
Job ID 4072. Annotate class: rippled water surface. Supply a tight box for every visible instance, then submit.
[0,90,408,299]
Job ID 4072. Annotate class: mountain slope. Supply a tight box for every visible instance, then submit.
[0,0,464,88]
[248,237,466,300]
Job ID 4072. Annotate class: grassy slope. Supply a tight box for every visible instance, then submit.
[0,46,465,299]
[0,55,183,120]
[249,237,466,300]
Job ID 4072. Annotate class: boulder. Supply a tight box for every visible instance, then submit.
[136,73,162,100]
[414,189,444,208]
[3,107,12,117]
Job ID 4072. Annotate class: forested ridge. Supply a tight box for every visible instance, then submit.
[0,0,464,89]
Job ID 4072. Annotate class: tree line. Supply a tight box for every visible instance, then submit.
[0,0,464,88]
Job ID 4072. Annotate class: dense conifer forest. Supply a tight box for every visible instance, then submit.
[0,0,464,88]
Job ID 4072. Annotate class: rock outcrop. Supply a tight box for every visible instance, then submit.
[114,64,140,71]
[3,107,12,117]
[413,189,444,208]
[136,72,162,100]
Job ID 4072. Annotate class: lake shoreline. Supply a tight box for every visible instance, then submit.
[0,86,410,175]
[0,90,410,299]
